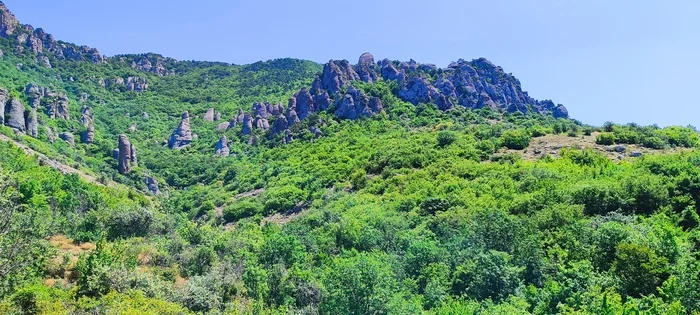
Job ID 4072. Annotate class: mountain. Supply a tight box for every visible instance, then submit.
[1,2,700,314]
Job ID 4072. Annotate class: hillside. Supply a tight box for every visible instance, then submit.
[2,2,700,314]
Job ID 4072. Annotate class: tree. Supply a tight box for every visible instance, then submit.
[500,129,531,150]
[452,250,522,301]
[613,243,669,298]
[0,173,37,296]
[320,251,398,315]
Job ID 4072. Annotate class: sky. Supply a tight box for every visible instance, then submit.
[3,0,700,127]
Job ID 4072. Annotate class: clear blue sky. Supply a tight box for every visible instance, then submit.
[4,0,700,127]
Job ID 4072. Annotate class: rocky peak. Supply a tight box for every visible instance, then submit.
[356,52,379,83]
[0,1,19,37]
[321,59,360,94]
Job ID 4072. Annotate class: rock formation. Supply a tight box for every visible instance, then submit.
[168,111,193,149]
[0,87,7,124]
[215,136,230,157]
[144,176,161,195]
[216,122,230,132]
[203,108,215,121]
[241,113,253,135]
[58,132,74,146]
[25,106,38,137]
[117,134,132,174]
[81,119,94,144]
[4,98,25,132]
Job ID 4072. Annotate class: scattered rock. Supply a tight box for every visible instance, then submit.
[630,151,643,158]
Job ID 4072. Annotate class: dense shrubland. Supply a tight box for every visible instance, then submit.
[3,33,700,314]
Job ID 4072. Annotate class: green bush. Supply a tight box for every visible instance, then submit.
[596,133,617,145]
[500,129,531,150]
[436,130,457,147]
[223,199,262,222]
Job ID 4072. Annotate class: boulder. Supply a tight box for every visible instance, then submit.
[253,102,270,119]
[553,104,569,119]
[216,122,230,132]
[310,126,323,138]
[59,132,75,146]
[254,115,269,130]
[379,58,402,81]
[4,98,26,132]
[168,111,193,149]
[215,136,230,157]
[203,108,215,121]
[117,134,132,174]
[144,176,161,195]
[271,114,289,134]
[214,111,221,121]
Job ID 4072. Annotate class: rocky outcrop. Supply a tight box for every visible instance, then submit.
[241,113,253,135]
[0,2,18,37]
[3,4,106,64]
[130,143,137,165]
[236,109,245,124]
[254,115,269,130]
[118,54,175,76]
[144,176,161,195]
[214,136,230,157]
[294,88,315,120]
[334,86,384,120]
[25,106,37,137]
[58,132,74,146]
[320,59,360,94]
[102,76,148,92]
[117,134,132,174]
[81,119,94,144]
[0,87,7,124]
[125,76,148,92]
[216,122,230,132]
[356,52,379,83]
[271,114,288,134]
[168,111,193,149]
[553,104,569,119]
[203,108,215,121]
[4,98,25,132]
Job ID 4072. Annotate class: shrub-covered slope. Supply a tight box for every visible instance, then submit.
[2,1,700,314]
